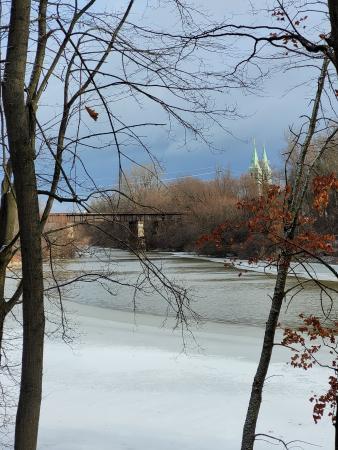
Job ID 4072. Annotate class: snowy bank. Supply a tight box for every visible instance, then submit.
[38,301,333,450]
[172,252,338,283]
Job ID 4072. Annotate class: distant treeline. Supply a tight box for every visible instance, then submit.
[85,149,337,259]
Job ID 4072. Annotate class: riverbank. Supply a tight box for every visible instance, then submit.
[171,251,338,282]
[36,301,332,450]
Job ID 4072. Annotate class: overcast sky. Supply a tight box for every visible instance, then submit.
[70,0,325,190]
[1,0,328,212]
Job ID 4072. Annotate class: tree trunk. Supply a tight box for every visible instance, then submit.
[241,255,291,450]
[11,154,44,450]
[0,164,18,365]
[335,391,338,450]
[240,55,328,450]
[3,1,45,449]
[328,0,338,71]
[0,164,17,248]
[0,263,7,367]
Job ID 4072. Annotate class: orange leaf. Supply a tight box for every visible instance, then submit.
[85,106,99,121]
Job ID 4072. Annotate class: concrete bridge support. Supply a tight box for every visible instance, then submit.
[152,220,159,237]
[128,219,146,250]
[67,224,75,240]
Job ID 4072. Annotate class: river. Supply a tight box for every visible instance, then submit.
[47,248,338,328]
[4,248,336,449]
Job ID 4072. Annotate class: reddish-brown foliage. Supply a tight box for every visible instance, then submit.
[282,316,338,425]
[313,174,338,213]
[198,178,337,427]
[197,183,335,262]
[85,106,99,121]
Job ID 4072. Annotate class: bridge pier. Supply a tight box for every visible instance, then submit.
[128,219,146,251]
[67,224,75,240]
[152,220,159,236]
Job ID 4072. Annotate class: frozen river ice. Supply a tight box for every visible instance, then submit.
[37,302,333,450]
[4,249,337,449]
[52,248,338,327]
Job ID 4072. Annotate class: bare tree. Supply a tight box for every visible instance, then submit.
[171,2,338,447]
[0,0,240,448]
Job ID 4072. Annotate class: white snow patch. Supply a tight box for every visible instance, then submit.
[172,252,338,282]
[37,302,333,450]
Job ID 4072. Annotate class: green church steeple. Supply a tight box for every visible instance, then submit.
[249,140,272,188]
[261,144,272,184]
[249,139,262,181]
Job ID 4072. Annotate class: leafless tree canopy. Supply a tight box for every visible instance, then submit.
[0,1,245,448]
[0,1,337,449]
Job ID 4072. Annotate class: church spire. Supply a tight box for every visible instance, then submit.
[262,144,268,162]
[261,144,272,184]
[249,139,262,182]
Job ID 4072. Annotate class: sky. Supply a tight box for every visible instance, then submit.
[67,0,326,190]
[1,0,329,211]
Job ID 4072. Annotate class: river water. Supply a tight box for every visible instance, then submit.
[45,248,338,328]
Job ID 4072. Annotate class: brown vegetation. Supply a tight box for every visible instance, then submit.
[86,152,337,258]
